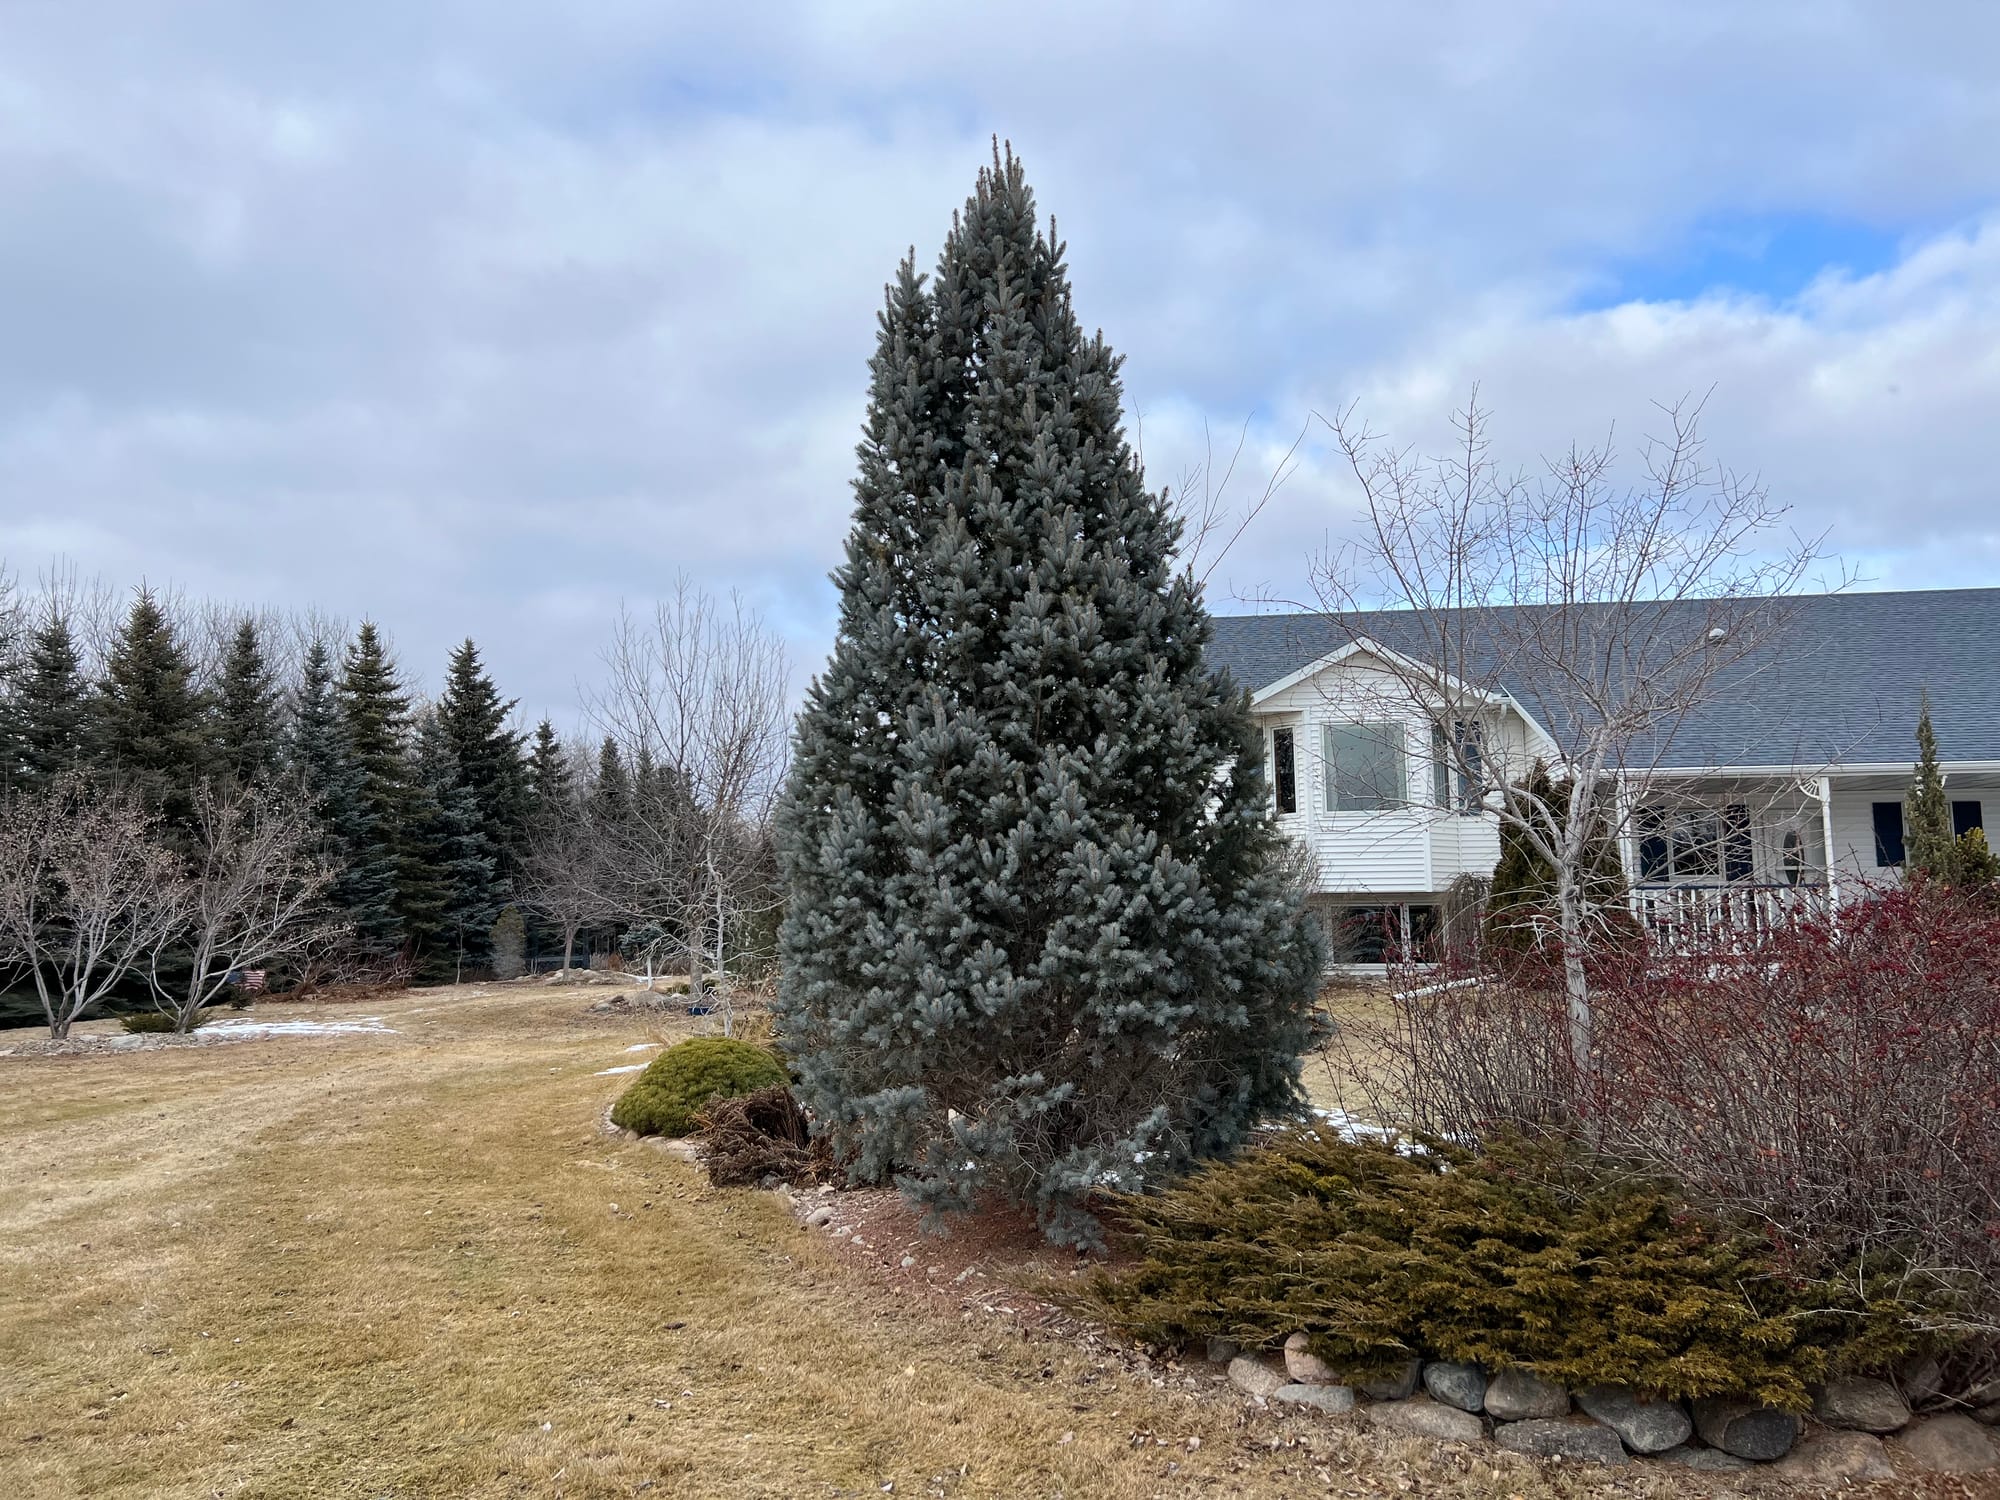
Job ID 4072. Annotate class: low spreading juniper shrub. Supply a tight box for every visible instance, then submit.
[1083,1126,1920,1411]
[610,1037,788,1139]
[119,1010,208,1034]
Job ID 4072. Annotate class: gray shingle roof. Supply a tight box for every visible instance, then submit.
[1206,588,2000,769]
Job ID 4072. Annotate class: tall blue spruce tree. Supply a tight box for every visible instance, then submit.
[776,147,1324,1246]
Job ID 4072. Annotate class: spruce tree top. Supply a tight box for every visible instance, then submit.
[778,146,1322,1246]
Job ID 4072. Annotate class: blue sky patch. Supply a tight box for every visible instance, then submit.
[1578,213,1908,311]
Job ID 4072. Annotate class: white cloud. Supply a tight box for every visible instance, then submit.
[0,2,1997,718]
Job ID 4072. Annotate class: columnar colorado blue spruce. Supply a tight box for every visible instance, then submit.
[776,146,1325,1247]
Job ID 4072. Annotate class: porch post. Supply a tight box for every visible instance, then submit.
[1817,774,1840,916]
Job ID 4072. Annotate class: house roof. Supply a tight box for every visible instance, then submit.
[1205,587,2000,770]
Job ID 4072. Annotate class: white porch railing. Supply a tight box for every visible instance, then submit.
[1632,882,1829,950]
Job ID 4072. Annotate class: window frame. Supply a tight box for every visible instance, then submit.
[1269,725,1298,816]
[1322,720,1409,814]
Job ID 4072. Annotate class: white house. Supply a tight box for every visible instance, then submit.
[1206,588,2000,961]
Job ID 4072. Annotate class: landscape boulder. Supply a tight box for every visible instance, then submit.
[1272,1383,1356,1414]
[1228,1355,1289,1401]
[1493,1416,1626,1465]
[1774,1430,1896,1486]
[1690,1396,1801,1461]
[1891,1414,2000,1474]
[1368,1397,1483,1444]
[1483,1369,1569,1422]
[1574,1385,1692,1454]
[1654,1444,1751,1472]
[1355,1355,1422,1402]
[1421,1361,1486,1414]
[1205,1337,1239,1365]
[1813,1375,1911,1433]
[1283,1332,1338,1385]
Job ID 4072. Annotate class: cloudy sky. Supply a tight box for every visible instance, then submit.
[3,2,1998,723]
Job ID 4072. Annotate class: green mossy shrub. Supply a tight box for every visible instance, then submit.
[1084,1127,1917,1411]
[610,1037,788,1139]
[119,1010,208,1034]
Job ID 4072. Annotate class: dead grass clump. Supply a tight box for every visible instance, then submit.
[700,1085,842,1188]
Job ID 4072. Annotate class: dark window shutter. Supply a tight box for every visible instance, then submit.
[1872,802,1906,867]
[1723,804,1754,882]
[1952,800,1982,838]
[1636,808,1668,882]
[1271,728,1297,815]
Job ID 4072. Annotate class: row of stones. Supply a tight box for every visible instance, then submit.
[1214,1336,2000,1479]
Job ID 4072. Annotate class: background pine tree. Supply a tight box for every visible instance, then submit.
[213,618,283,785]
[525,718,573,823]
[777,147,1324,1247]
[333,622,414,960]
[98,589,208,828]
[404,707,500,979]
[437,638,527,875]
[5,610,94,790]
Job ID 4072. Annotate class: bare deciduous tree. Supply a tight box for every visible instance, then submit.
[0,777,187,1038]
[148,783,343,1031]
[1306,390,1840,1070]
[584,579,789,1035]
[516,810,611,971]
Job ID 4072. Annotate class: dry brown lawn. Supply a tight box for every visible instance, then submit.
[2,983,1697,1499]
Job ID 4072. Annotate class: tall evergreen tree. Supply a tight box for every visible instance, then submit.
[333,622,413,959]
[525,718,573,821]
[5,610,94,790]
[776,149,1324,1246]
[213,618,283,785]
[1905,691,1954,882]
[592,736,630,826]
[97,589,208,825]
[436,638,527,867]
[404,707,500,979]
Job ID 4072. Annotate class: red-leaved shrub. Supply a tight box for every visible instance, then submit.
[1589,883,2000,1338]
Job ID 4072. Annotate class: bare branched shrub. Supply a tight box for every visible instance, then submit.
[1588,884,2000,1342]
[1334,961,1574,1142]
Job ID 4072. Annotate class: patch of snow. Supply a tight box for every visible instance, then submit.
[203,1017,397,1037]
[622,1043,663,1053]
[594,1063,647,1076]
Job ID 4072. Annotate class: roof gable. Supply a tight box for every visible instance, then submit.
[1205,587,2000,769]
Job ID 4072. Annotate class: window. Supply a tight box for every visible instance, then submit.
[1270,727,1297,815]
[1872,802,1905,867]
[1323,722,1406,812]
[1429,720,1486,813]
[1953,800,1984,838]
[1782,828,1806,886]
[1635,805,1750,882]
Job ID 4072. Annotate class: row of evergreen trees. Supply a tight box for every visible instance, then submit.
[0,588,593,980]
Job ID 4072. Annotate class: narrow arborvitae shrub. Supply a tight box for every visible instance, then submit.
[1905,691,1955,882]
[777,145,1323,1249]
[1083,1127,1918,1411]
[1483,761,1634,970]
[489,905,527,980]
[610,1037,789,1138]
